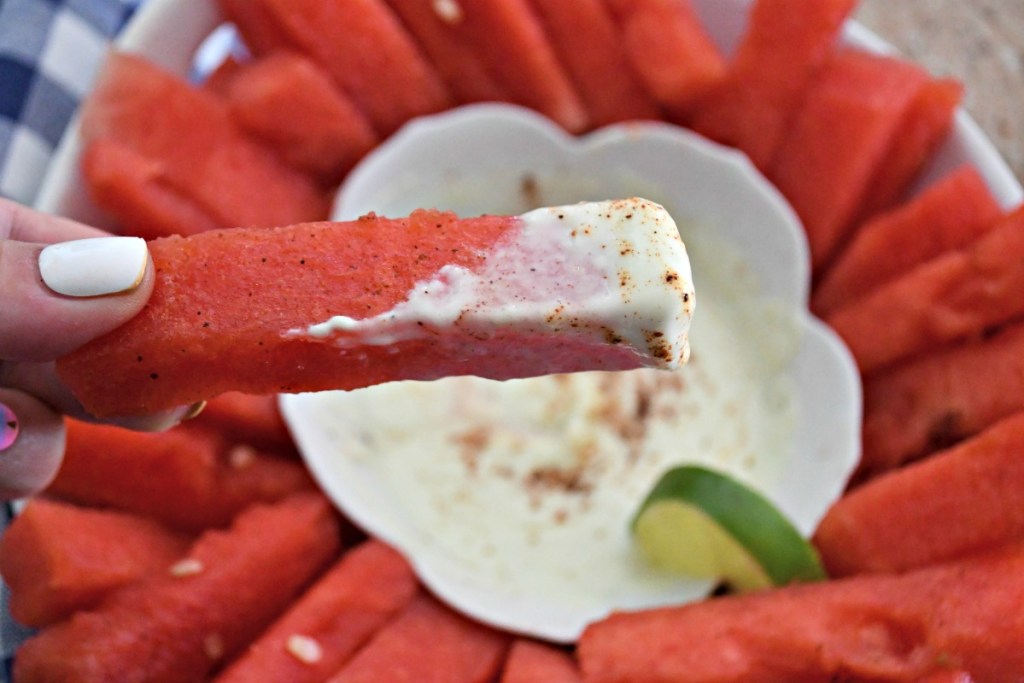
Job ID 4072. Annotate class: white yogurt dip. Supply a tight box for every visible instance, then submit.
[297,198,695,370]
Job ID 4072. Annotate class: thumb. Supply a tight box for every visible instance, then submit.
[0,235,153,361]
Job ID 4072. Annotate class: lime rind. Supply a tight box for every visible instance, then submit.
[632,465,826,588]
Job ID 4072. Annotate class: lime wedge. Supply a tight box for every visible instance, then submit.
[632,465,825,592]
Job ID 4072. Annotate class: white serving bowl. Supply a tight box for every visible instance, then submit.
[282,103,860,641]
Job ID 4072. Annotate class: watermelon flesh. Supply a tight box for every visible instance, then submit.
[82,53,329,230]
[0,498,191,628]
[326,594,510,683]
[81,140,222,240]
[193,392,298,457]
[383,0,511,105]
[813,165,1003,314]
[826,204,1024,375]
[858,78,964,218]
[578,546,1024,682]
[500,640,582,683]
[213,53,378,184]
[523,0,661,126]
[219,0,452,136]
[860,320,1024,479]
[202,55,245,96]
[13,494,341,683]
[604,0,727,121]
[215,0,290,55]
[56,199,695,417]
[919,672,976,683]
[691,0,858,169]
[46,420,315,531]
[214,541,418,683]
[384,0,588,132]
[815,412,1024,577]
[769,48,929,272]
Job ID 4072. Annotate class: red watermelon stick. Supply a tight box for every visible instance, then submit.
[603,0,727,122]
[213,53,378,185]
[769,48,928,273]
[82,53,329,230]
[826,204,1024,374]
[57,199,695,418]
[384,0,510,105]
[326,594,510,683]
[385,0,589,132]
[579,546,1024,682]
[220,0,452,137]
[860,320,1024,478]
[215,541,418,683]
[82,139,223,240]
[0,498,191,628]
[815,412,1024,577]
[813,165,1003,314]
[500,640,582,683]
[691,0,857,170]
[858,78,964,219]
[13,494,341,683]
[525,0,661,127]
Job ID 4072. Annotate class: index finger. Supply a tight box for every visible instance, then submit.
[0,198,106,244]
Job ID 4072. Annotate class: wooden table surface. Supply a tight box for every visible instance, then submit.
[856,0,1024,182]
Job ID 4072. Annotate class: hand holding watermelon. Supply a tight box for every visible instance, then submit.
[0,199,200,499]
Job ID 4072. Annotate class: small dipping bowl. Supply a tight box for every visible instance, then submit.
[281,104,861,643]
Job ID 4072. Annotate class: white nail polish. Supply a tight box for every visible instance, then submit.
[39,236,149,297]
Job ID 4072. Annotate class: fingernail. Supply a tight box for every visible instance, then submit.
[0,403,18,452]
[39,236,148,297]
[182,401,207,421]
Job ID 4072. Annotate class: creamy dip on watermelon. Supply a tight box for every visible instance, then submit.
[301,198,696,371]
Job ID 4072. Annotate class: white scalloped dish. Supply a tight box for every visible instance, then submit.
[31,0,1023,651]
[280,105,861,642]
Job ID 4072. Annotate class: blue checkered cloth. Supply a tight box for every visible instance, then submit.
[0,0,139,206]
[0,501,27,678]
[0,0,140,672]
